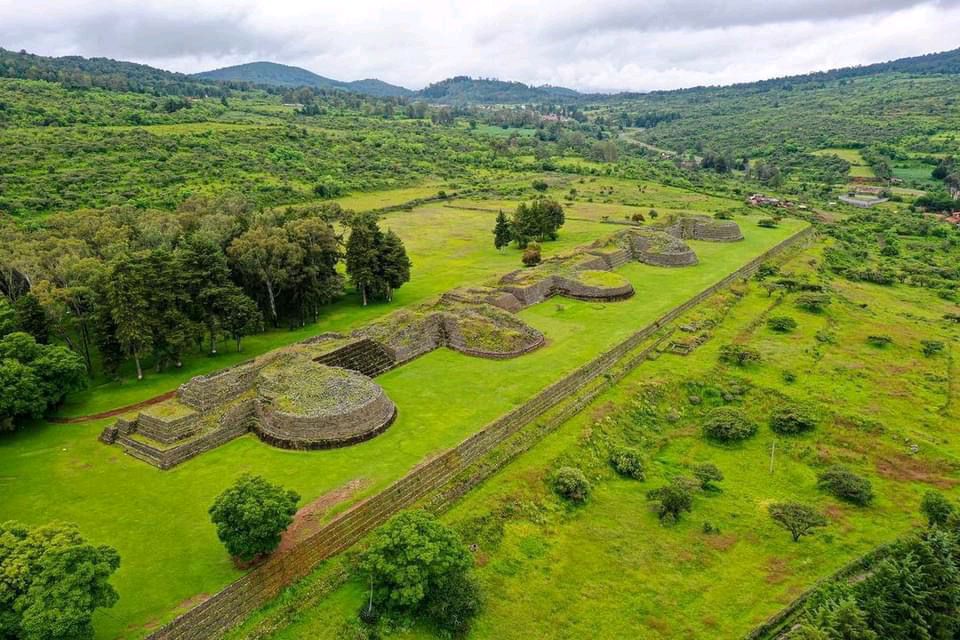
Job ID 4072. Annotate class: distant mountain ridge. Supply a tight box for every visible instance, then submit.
[193,61,413,97]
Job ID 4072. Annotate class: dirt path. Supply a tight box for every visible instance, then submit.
[277,479,369,553]
[49,390,178,424]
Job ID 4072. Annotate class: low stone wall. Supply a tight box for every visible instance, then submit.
[555,275,635,301]
[146,224,814,640]
[178,357,282,412]
[255,391,397,450]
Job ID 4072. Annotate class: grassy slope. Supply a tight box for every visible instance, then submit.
[0,201,801,638]
[263,241,958,640]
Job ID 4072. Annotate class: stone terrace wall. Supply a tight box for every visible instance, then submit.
[119,400,257,470]
[255,391,397,450]
[136,412,200,445]
[555,275,635,301]
[147,225,814,640]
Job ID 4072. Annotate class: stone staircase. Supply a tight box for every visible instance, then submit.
[313,338,396,378]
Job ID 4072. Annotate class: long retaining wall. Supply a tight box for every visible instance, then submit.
[146,225,815,640]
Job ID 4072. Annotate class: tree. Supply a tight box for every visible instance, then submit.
[360,510,473,612]
[0,521,120,640]
[817,466,874,506]
[13,293,50,344]
[647,479,694,523]
[718,344,762,366]
[920,490,955,527]
[692,463,724,490]
[228,227,303,325]
[218,291,263,352]
[285,218,344,322]
[552,467,591,503]
[377,230,411,302]
[702,406,758,442]
[770,403,818,435]
[0,297,14,336]
[345,214,382,307]
[800,597,877,639]
[512,199,565,247]
[493,210,512,251]
[769,502,828,542]
[0,332,85,430]
[103,253,153,380]
[531,179,548,192]
[208,474,300,562]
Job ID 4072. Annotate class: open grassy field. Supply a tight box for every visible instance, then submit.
[812,148,876,178]
[0,194,802,638]
[255,238,959,640]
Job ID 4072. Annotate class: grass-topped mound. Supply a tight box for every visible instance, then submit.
[257,358,382,418]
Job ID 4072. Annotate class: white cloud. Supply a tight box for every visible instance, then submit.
[0,0,958,91]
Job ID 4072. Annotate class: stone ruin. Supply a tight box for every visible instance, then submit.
[663,214,744,242]
[100,220,740,469]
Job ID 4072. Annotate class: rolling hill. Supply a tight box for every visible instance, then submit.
[193,61,413,97]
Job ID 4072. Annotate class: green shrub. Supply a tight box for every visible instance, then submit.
[610,446,645,480]
[770,403,818,435]
[921,340,945,357]
[866,334,892,348]
[718,344,762,367]
[767,316,798,333]
[693,463,724,490]
[552,467,591,503]
[758,218,779,228]
[647,480,694,523]
[702,407,758,442]
[817,466,874,506]
[531,179,548,192]
[422,572,483,636]
[795,293,832,313]
[920,490,955,527]
[522,243,542,267]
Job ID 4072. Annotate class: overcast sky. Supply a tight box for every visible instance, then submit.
[2,0,959,92]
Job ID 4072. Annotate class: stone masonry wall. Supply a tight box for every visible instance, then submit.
[146,225,814,640]
[136,412,201,445]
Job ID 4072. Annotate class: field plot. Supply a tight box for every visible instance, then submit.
[261,240,959,640]
[0,201,803,638]
[811,148,876,178]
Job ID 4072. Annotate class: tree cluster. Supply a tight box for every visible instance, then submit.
[0,521,120,640]
[0,197,411,424]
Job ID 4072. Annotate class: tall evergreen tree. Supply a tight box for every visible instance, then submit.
[378,230,411,302]
[493,210,512,251]
[345,214,383,307]
[104,253,153,380]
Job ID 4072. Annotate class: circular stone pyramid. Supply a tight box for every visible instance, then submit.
[254,358,396,449]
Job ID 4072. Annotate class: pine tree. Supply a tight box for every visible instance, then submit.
[346,214,383,306]
[105,253,153,380]
[493,210,512,251]
[378,230,411,302]
[14,293,50,344]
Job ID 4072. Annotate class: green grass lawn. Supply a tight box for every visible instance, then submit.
[262,239,958,640]
[0,204,804,638]
[812,148,876,178]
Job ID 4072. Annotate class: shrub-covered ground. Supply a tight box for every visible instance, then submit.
[247,236,958,640]
[0,191,800,637]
